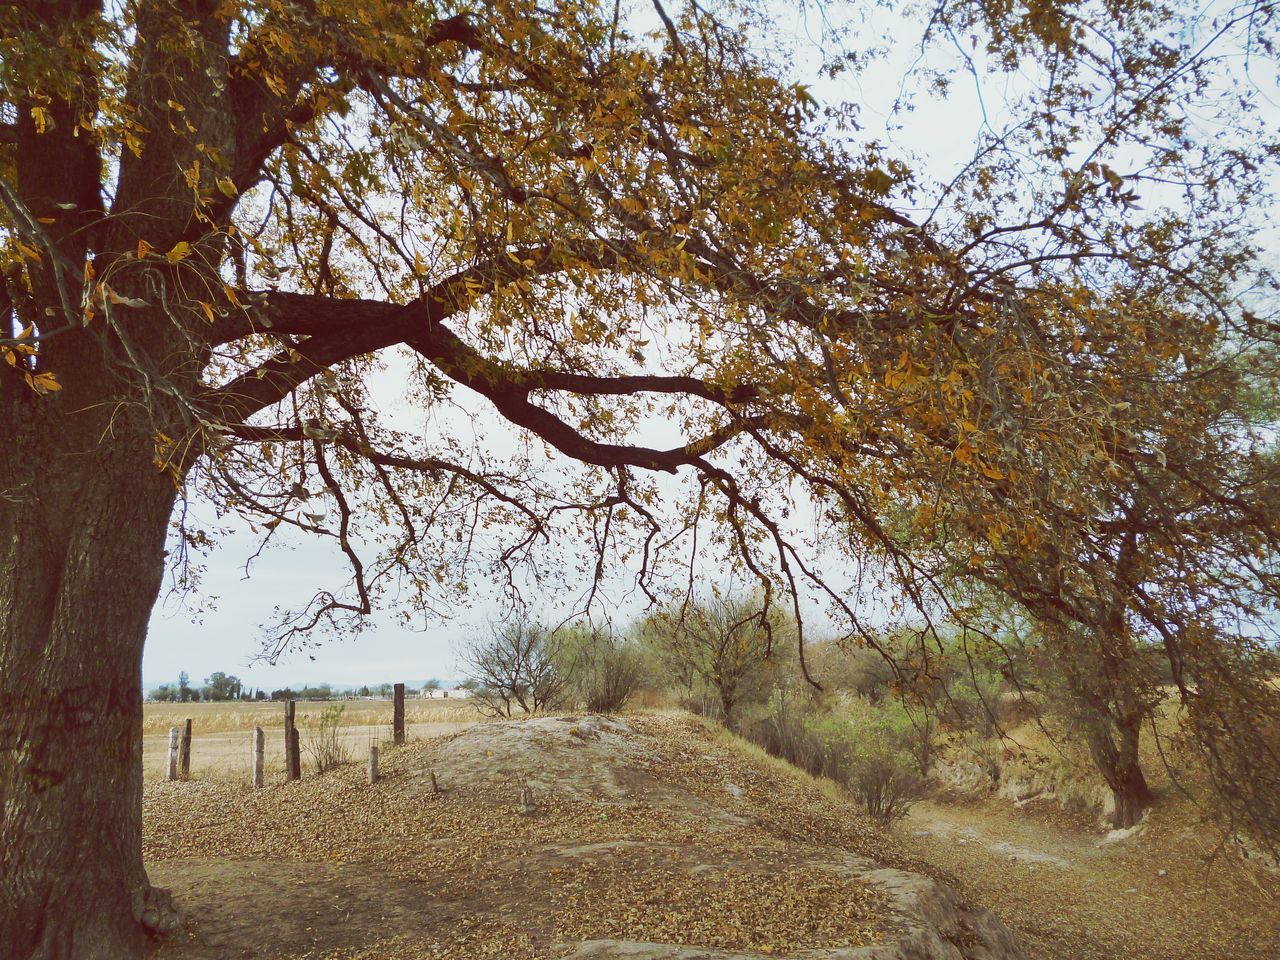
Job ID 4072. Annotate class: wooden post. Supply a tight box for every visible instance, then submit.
[289,726,301,780]
[252,726,264,789]
[368,743,379,785]
[179,718,192,780]
[283,700,301,781]
[393,682,405,746]
[166,727,179,781]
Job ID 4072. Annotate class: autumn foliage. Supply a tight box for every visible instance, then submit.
[2,1,1279,957]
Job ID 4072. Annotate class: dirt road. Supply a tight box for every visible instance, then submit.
[901,796,1280,960]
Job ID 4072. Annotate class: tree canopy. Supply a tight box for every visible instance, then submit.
[2,1,1279,956]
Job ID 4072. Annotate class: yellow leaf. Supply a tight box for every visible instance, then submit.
[137,239,153,259]
[166,241,191,264]
[980,462,1006,481]
[197,300,215,323]
[28,371,62,394]
[30,105,48,134]
[215,176,238,198]
[166,99,185,111]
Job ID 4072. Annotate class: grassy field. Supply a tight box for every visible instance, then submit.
[142,697,480,734]
[142,698,483,782]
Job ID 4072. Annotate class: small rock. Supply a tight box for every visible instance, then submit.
[912,830,932,837]
[725,783,744,799]
[1157,869,1167,877]
[1125,888,1138,894]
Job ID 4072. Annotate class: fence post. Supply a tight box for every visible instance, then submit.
[368,742,379,785]
[252,726,264,789]
[284,700,301,781]
[393,682,405,746]
[179,718,192,780]
[166,727,179,781]
[289,725,301,780]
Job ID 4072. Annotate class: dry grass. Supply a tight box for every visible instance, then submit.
[142,697,480,735]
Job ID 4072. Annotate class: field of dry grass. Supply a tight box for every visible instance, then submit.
[142,697,480,735]
[141,699,484,783]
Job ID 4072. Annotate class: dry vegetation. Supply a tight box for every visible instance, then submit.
[143,714,917,959]
[141,698,479,735]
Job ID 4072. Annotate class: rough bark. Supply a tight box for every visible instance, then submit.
[1086,711,1155,829]
[0,394,180,959]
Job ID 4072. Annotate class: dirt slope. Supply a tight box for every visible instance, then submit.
[144,714,1023,960]
[901,796,1280,960]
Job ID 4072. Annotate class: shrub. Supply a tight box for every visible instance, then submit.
[305,704,352,773]
[740,691,926,824]
[567,628,642,714]
[846,744,926,825]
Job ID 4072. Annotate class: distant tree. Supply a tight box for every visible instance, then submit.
[147,685,176,703]
[201,672,241,702]
[269,688,297,702]
[357,685,371,698]
[462,618,568,717]
[254,690,267,702]
[557,625,641,714]
[177,672,192,703]
[422,678,442,698]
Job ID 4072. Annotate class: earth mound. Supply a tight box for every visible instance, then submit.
[143,713,1025,960]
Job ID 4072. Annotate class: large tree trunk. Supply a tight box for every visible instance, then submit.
[0,401,180,959]
[1086,711,1154,829]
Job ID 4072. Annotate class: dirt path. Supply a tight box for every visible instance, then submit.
[900,795,1280,960]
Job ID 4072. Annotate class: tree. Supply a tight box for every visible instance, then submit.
[557,624,643,714]
[461,617,568,717]
[146,684,176,703]
[3,1,1279,956]
[422,678,441,697]
[644,592,786,723]
[177,670,192,703]
[201,671,241,702]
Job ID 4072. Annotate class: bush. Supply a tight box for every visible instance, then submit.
[741,691,927,824]
[563,627,642,714]
[846,744,926,825]
[305,704,352,773]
